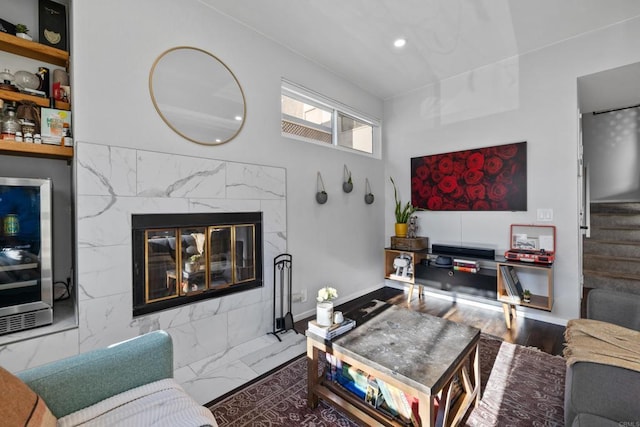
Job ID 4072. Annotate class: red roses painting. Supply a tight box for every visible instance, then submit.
[411,142,527,211]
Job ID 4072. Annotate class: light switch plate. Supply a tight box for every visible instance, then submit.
[537,208,553,222]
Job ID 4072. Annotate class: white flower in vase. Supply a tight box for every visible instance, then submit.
[317,286,338,302]
[316,286,338,326]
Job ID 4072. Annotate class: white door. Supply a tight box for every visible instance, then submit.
[577,112,590,299]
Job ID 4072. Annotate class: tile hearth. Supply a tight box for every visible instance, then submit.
[175,329,305,404]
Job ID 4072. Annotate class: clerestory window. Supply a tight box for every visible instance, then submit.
[281,79,380,157]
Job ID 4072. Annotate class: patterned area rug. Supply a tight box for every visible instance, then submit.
[208,334,566,426]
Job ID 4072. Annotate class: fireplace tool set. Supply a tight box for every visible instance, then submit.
[270,253,297,341]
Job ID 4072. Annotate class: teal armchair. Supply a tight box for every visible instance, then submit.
[17,330,173,418]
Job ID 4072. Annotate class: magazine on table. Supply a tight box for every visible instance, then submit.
[308,317,356,339]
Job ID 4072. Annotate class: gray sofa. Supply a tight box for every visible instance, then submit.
[564,289,640,426]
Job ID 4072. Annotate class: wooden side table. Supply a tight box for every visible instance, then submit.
[384,248,429,303]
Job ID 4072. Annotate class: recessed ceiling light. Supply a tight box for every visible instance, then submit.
[394,38,406,48]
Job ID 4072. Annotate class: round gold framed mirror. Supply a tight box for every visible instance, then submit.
[149,47,246,145]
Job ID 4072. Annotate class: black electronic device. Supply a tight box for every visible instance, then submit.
[431,244,495,260]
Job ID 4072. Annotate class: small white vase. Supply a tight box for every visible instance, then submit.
[316,301,334,326]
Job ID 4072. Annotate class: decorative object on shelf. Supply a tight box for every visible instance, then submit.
[17,101,41,135]
[505,224,556,264]
[523,289,531,303]
[0,68,14,83]
[316,286,338,326]
[434,256,453,268]
[39,0,68,50]
[390,236,429,251]
[52,68,69,85]
[390,176,417,237]
[342,165,353,193]
[40,107,70,145]
[316,172,328,204]
[392,253,413,278]
[1,102,20,140]
[150,46,246,145]
[15,24,31,41]
[52,68,70,101]
[407,215,418,238]
[0,18,17,35]
[36,67,49,97]
[13,70,40,90]
[364,178,374,204]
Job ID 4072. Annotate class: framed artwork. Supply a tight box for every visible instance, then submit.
[411,141,527,211]
[39,0,67,51]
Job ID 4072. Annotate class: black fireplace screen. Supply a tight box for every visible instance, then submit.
[132,212,263,316]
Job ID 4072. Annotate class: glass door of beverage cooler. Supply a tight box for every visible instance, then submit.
[0,177,53,335]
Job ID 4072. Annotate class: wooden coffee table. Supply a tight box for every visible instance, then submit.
[307,305,480,426]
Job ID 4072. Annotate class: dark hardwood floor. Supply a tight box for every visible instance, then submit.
[296,286,567,356]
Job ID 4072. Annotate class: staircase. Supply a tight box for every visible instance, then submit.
[583,203,640,304]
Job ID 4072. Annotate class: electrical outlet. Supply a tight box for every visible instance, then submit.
[292,289,308,303]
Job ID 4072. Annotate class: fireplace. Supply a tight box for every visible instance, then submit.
[132,212,263,316]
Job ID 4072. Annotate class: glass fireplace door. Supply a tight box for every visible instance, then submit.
[209,226,232,288]
[132,212,263,316]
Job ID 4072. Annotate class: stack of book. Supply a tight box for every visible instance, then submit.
[336,362,426,426]
[307,317,356,339]
[453,258,480,273]
[499,265,524,303]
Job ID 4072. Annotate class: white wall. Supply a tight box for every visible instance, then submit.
[0,0,385,390]
[70,0,384,341]
[583,107,640,202]
[384,15,640,324]
[71,1,385,316]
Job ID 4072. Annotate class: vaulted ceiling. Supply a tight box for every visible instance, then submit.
[203,0,640,100]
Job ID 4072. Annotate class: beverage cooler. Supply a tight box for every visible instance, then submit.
[0,177,53,335]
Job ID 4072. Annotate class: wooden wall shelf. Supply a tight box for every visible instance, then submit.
[0,140,73,159]
[496,262,553,311]
[0,32,68,67]
[0,89,70,110]
[0,31,72,160]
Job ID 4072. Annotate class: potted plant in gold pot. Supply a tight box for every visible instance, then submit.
[390,177,417,237]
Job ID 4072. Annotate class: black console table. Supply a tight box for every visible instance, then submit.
[415,261,497,299]
[384,244,554,329]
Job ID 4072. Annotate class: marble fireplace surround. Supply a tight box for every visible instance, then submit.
[75,141,287,389]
